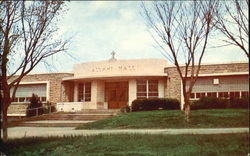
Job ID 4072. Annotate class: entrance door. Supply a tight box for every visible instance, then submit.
[105,82,128,109]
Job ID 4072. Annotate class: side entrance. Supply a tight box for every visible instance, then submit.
[105,81,128,109]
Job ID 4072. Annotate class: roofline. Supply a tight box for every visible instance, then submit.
[166,61,248,68]
[74,58,168,66]
[9,72,73,77]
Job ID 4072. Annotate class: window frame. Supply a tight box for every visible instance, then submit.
[78,82,91,102]
[136,80,159,99]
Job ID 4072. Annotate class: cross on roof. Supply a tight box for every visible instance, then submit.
[111,51,116,59]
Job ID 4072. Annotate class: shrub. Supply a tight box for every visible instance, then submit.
[26,94,44,117]
[191,97,229,110]
[191,96,248,110]
[131,98,180,112]
[44,102,57,113]
[229,97,248,109]
[120,105,131,113]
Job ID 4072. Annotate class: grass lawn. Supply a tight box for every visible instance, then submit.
[0,133,248,156]
[77,109,248,129]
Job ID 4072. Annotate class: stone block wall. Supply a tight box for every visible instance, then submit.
[164,63,249,102]
[8,73,73,103]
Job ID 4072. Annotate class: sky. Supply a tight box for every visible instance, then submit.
[30,1,248,74]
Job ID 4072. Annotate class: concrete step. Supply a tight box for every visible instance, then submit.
[8,111,117,127]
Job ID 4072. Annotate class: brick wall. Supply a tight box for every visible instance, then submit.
[164,63,249,102]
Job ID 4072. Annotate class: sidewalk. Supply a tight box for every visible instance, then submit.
[6,127,249,139]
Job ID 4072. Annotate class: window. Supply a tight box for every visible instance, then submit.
[26,97,31,102]
[218,92,229,98]
[136,80,158,99]
[196,92,205,99]
[148,80,158,98]
[190,93,195,99]
[136,80,147,99]
[12,98,18,102]
[230,91,240,98]
[41,97,47,102]
[19,97,25,102]
[207,92,217,97]
[241,91,249,98]
[78,82,91,102]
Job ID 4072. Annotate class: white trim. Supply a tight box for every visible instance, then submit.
[7,114,26,116]
[186,72,248,77]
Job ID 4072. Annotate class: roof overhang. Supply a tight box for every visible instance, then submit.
[62,74,168,82]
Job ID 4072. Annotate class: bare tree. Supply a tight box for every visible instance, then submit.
[214,0,249,57]
[0,1,69,141]
[142,1,218,121]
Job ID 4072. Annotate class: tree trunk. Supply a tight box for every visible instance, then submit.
[2,104,8,142]
[184,96,191,123]
[1,76,10,142]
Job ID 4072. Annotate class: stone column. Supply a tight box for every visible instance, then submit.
[74,82,78,102]
[128,79,136,106]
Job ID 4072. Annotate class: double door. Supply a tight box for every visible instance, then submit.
[105,82,128,109]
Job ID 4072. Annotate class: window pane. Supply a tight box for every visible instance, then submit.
[196,92,205,98]
[78,84,83,102]
[241,91,249,98]
[148,80,158,84]
[218,92,223,98]
[191,93,195,99]
[85,97,91,102]
[137,80,146,85]
[148,80,158,98]
[137,93,147,97]
[19,97,25,102]
[201,93,205,97]
[84,82,91,101]
[26,97,31,102]
[148,93,158,97]
[148,84,158,92]
[12,98,18,102]
[235,92,240,98]
[137,85,146,92]
[230,92,240,98]
[207,92,216,97]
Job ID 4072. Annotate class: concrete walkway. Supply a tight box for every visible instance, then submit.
[5,127,249,139]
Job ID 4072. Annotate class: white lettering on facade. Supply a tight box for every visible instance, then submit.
[91,65,135,72]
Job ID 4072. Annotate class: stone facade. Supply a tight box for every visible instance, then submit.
[8,73,73,103]
[164,62,249,103]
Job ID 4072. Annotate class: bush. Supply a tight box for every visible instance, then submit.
[191,97,229,110]
[229,97,248,109]
[191,97,249,110]
[44,102,57,113]
[131,98,180,112]
[120,105,131,113]
[26,94,44,117]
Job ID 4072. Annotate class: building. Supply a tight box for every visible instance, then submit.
[8,56,249,115]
